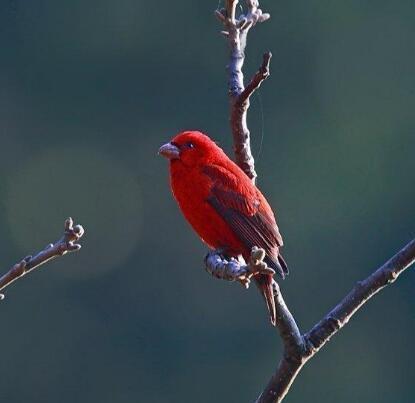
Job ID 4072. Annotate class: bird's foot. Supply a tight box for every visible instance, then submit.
[205,247,275,289]
[205,251,247,282]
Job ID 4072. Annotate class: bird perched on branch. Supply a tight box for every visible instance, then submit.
[159,131,287,326]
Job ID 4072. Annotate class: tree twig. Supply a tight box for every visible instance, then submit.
[0,217,85,299]
[238,52,272,105]
[215,0,271,182]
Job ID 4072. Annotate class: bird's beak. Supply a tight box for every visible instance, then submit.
[158,142,180,160]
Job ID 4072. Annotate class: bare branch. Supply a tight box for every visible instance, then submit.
[305,238,415,351]
[272,280,304,356]
[256,238,415,403]
[0,217,85,298]
[215,0,271,182]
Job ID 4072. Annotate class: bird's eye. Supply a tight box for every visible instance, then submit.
[186,142,195,149]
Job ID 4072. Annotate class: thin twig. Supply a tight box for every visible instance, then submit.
[238,52,272,105]
[0,217,85,299]
[215,0,271,182]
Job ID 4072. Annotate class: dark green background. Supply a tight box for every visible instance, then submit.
[0,1,414,402]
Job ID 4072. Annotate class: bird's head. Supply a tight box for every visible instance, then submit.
[158,131,222,167]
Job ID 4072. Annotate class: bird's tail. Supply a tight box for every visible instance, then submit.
[255,274,276,326]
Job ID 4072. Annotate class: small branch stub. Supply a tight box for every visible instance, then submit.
[0,217,85,298]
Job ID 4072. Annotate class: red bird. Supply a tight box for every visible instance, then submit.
[159,131,288,325]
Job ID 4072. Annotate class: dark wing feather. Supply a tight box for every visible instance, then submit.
[205,171,287,278]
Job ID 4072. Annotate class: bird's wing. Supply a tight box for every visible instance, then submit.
[202,164,284,255]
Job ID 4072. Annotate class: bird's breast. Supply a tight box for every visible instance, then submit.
[169,164,244,254]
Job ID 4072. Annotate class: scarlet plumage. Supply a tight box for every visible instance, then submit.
[159,131,288,325]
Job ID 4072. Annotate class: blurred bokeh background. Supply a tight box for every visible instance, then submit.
[0,0,414,402]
